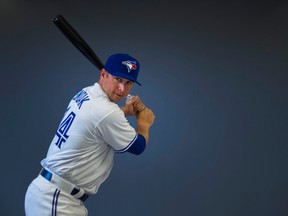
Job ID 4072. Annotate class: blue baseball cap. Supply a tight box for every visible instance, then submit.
[104,53,141,86]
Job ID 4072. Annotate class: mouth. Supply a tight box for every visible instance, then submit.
[114,93,124,98]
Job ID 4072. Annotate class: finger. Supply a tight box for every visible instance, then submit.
[139,106,146,112]
[134,101,145,111]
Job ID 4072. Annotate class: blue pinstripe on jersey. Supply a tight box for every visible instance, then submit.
[52,189,60,216]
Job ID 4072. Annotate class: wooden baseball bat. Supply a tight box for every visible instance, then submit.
[52,14,104,70]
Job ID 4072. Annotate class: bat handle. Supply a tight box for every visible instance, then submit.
[126,94,132,101]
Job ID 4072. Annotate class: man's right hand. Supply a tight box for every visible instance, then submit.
[136,107,155,143]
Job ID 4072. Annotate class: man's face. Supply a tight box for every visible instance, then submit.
[100,70,134,102]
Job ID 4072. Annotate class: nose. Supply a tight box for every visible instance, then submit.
[118,83,125,92]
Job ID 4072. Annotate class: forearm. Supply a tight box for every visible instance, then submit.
[136,123,150,143]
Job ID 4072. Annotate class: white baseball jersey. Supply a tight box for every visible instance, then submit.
[41,82,137,194]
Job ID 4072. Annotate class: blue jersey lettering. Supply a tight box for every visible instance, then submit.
[55,111,76,148]
[73,90,90,109]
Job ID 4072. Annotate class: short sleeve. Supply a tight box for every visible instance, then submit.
[97,109,137,151]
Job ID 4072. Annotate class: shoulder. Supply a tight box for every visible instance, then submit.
[68,83,120,122]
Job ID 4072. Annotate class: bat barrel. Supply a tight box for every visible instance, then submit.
[52,15,104,70]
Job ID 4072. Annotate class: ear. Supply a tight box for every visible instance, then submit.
[100,69,106,78]
[98,69,106,84]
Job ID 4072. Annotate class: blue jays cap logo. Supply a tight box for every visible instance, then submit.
[122,60,137,73]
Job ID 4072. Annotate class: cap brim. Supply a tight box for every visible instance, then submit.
[109,71,141,86]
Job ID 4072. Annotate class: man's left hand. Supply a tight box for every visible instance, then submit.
[122,95,146,116]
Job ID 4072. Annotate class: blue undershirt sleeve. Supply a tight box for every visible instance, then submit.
[127,134,146,155]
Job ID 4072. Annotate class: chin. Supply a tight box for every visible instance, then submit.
[110,95,122,102]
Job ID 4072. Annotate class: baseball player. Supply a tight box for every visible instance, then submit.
[24,53,155,216]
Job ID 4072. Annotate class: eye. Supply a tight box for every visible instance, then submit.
[114,77,122,82]
[126,81,134,86]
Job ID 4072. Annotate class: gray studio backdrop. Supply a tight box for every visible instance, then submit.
[1,1,287,215]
